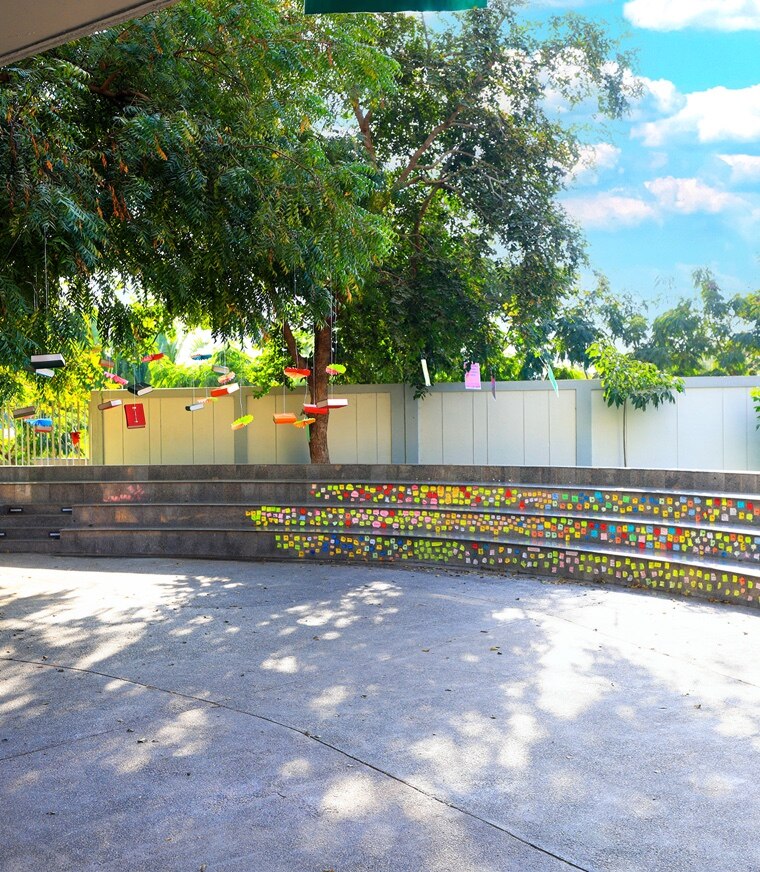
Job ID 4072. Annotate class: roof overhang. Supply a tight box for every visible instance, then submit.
[0,0,180,66]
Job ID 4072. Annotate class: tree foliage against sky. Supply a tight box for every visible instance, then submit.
[1,0,638,459]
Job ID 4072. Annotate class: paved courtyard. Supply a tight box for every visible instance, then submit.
[1,554,759,872]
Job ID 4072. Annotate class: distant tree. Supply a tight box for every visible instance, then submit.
[337,1,636,389]
[588,341,684,467]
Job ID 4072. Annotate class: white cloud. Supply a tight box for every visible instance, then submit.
[645,176,744,213]
[637,76,684,114]
[566,142,622,184]
[718,154,760,184]
[563,192,658,229]
[633,84,760,145]
[624,0,760,31]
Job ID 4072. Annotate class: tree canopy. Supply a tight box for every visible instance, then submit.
[1,0,639,460]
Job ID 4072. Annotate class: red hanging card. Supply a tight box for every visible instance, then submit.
[125,403,146,429]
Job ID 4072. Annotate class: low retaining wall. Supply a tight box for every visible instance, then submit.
[1,465,758,609]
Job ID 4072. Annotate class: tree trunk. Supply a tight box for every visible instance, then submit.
[308,322,332,464]
[283,319,332,464]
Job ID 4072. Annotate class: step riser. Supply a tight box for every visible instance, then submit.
[60,528,759,609]
[4,480,759,526]
[71,504,760,565]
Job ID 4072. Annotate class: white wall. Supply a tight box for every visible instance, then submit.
[417,387,576,466]
[90,376,760,471]
[589,381,760,470]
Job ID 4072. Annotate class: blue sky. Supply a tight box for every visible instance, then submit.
[520,0,760,308]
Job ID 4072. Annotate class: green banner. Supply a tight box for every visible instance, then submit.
[305,0,485,13]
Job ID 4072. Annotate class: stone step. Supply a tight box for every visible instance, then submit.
[0,526,63,540]
[3,477,758,528]
[70,502,760,566]
[58,526,760,608]
[0,537,62,553]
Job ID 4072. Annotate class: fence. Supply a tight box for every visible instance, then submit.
[0,402,89,466]
[87,375,760,472]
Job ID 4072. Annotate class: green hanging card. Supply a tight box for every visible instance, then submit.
[305,0,485,13]
[546,362,559,397]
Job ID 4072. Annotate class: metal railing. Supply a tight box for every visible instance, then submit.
[0,402,89,466]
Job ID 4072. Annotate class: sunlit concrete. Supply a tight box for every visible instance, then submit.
[1,555,759,872]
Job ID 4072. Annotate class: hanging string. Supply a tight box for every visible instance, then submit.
[43,233,48,312]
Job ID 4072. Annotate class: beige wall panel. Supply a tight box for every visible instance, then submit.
[375,392,393,463]
[190,402,215,465]
[485,392,525,465]
[677,389,723,470]
[590,389,621,467]
[746,390,760,471]
[247,393,277,464]
[275,392,311,464]
[147,397,162,464]
[418,393,443,464]
[472,393,490,465]
[212,400,235,464]
[721,388,748,470]
[101,394,125,465]
[122,399,151,465]
[328,398,359,463]
[356,393,379,464]
[626,401,678,469]
[159,397,192,465]
[523,392,551,466]
[549,390,576,466]
[441,392,475,464]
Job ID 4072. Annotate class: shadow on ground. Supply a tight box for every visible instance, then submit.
[1,554,759,872]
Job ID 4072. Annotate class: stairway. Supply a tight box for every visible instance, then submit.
[1,464,758,608]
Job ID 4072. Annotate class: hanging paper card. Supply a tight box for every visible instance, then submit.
[547,363,559,397]
[99,358,115,369]
[421,359,431,387]
[211,383,239,397]
[186,402,205,412]
[70,431,81,447]
[303,403,330,416]
[212,365,230,375]
[491,371,496,399]
[141,352,164,363]
[191,352,213,361]
[231,414,253,431]
[325,363,346,376]
[217,371,236,385]
[273,413,298,425]
[126,382,153,396]
[30,353,65,369]
[104,372,128,386]
[293,417,316,429]
[34,369,55,378]
[465,363,481,390]
[284,367,311,380]
[98,399,122,411]
[34,424,53,434]
[12,406,35,419]
[125,404,146,429]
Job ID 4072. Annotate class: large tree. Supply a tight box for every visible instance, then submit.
[2,0,635,462]
[335,2,636,389]
[0,0,394,462]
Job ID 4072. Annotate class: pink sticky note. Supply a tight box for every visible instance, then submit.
[465,363,481,390]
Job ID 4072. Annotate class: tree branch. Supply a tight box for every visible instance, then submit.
[394,106,463,190]
[350,98,378,169]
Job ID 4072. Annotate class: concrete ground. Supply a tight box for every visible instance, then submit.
[1,556,759,872]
